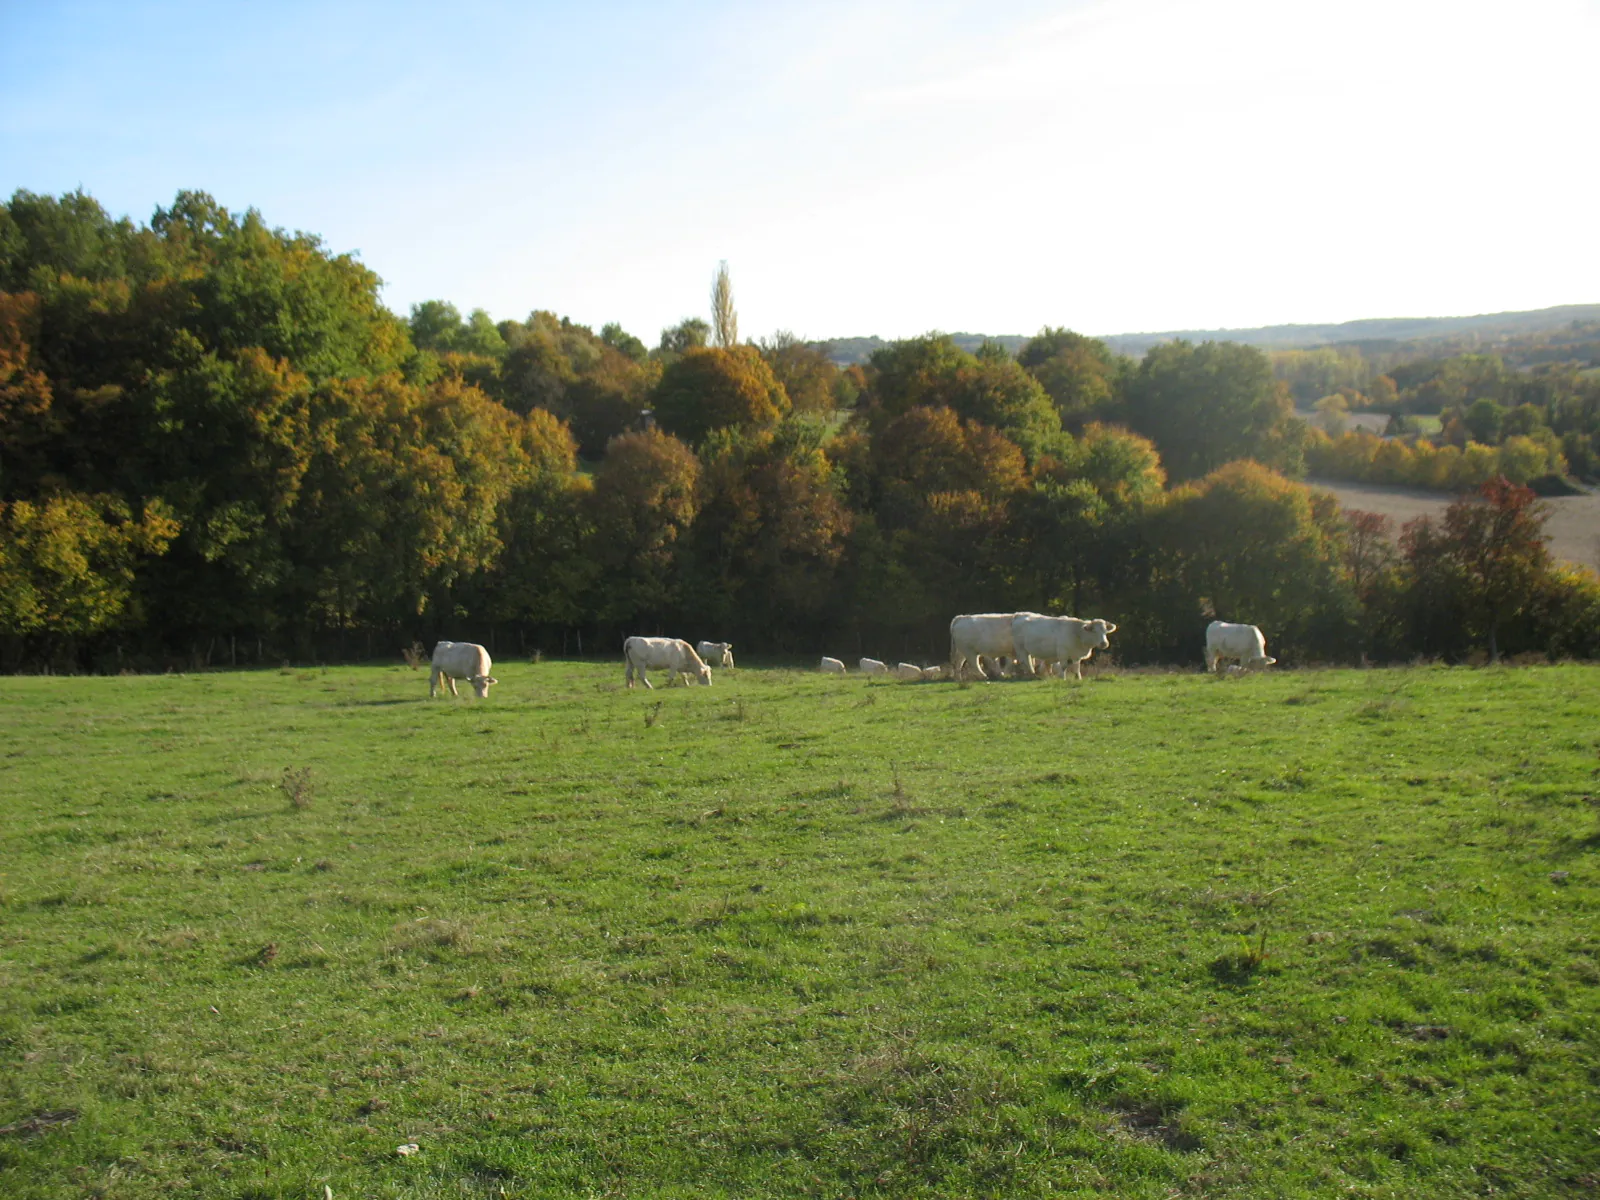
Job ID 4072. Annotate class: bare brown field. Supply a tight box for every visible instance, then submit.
[1313,478,1600,573]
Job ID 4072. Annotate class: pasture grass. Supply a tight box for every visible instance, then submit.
[1,660,1597,1198]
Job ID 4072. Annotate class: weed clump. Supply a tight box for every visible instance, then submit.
[281,766,314,810]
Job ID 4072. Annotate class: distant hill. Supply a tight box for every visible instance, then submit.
[819,333,1029,366]
[1097,304,1600,358]
[816,304,1600,365]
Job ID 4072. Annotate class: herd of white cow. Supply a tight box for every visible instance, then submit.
[429,619,1276,699]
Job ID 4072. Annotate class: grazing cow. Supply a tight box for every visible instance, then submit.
[893,662,925,681]
[1205,621,1277,673]
[430,641,498,699]
[859,657,889,676]
[949,613,1025,679]
[696,641,735,669]
[1012,613,1118,680]
[922,664,952,680]
[624,636,712,688]
[819,656,847,674]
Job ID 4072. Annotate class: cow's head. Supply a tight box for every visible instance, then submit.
[470,674,498,699]
[713,643,734,668]
[1250,655,1277,669]
[1088,619,1118,649]
[696,663,713,686]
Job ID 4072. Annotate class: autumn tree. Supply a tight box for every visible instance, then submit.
[1399,476,1552,661]
[493,312,657,454]
[759,331,841,414]
[586,429,701,627]
[0,492,177,650]
[650,346,789,445]
[680,418,853,646]
[865,334,1062,460]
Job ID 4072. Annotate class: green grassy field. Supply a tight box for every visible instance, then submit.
[2,661,1597,1199]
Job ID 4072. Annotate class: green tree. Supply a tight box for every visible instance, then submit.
[1018,327,1125,430]
[1463,397,1506,444]
[1133,461,1353,661]
[601,322,647,362]
[656,317,710,359]
[1121,340,1297,482]
[409,301,464,353]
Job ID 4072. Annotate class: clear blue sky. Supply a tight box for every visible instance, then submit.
[3,0,1597,345]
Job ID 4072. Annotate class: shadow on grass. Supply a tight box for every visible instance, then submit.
[196,808,275,826]
[1207,953,1277,988]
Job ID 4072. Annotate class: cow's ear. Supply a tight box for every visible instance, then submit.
[483,676,499,684]
[1104,622,1119,633]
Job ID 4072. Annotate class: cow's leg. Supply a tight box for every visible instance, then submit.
[447,676,459,697]
[1073,657,1085,681]
[429,667,440,698]
[640,668,654,689]
[625,662,634,688]
[1205,649,1218,674]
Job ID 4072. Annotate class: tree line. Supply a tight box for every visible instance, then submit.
[2,189,1597,671]
[1276,339,1600,486]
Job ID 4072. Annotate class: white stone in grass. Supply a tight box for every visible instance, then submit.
[396,1143,420,1156]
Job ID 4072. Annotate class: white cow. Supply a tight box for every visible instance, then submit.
[696,641,735,669]
[892,662,926,681]
[922,664,952,681]
[430,641,498,699]
[949,613,1024,679]
[1205,621,1277,673]
[1012,613,1118,680]
[624,637,712,688]
[819,656,847,674]
[859,657,889,676]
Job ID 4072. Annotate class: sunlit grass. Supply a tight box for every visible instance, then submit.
[1,661,1597,1198]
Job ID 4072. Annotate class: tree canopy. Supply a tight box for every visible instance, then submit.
[2,187,1595,670]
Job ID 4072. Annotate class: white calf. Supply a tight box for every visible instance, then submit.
[893,662,926,681]
[859,657,889,676]
[1205,621,1277,672]
[819,656,847,674]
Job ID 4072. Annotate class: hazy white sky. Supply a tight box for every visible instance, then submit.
[3,0,1596,344]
